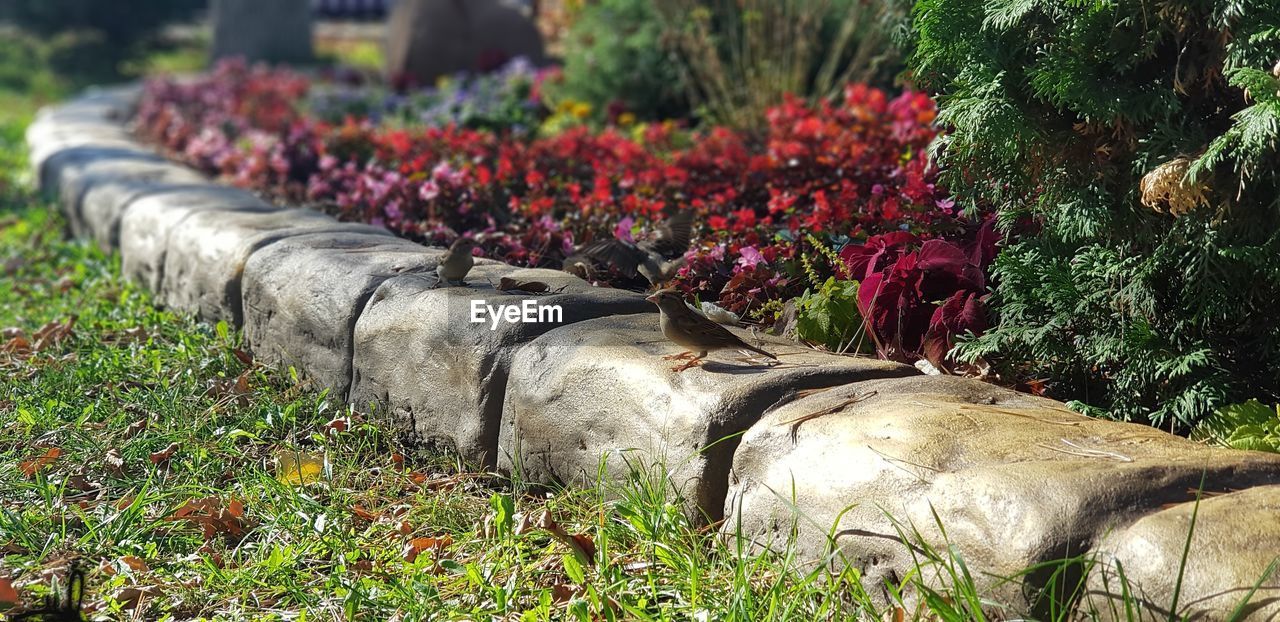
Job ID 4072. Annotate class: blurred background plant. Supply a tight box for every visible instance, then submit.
[3,0,205,82]
[651,0,904,130]
[549,0,692,123]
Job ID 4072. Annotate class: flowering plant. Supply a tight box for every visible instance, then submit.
[135,60,993,368]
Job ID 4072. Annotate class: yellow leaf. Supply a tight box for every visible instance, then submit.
[275,450,325,485]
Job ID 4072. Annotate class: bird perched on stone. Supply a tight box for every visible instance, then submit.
[566,210,694,287]
[646,288,776,372]
[435,237,479,287]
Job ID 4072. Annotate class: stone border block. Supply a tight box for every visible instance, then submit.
[350,264,653,467]
[497,313,919,519]
[724,375,1280,614]
[120,185,274,292]
[241,230,441,397]
[158,207,364,326]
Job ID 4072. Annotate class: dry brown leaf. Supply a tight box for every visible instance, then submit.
[391,452,405,470]
[19,447,63,477]
[166,496,249,541]
[232,348,254,367]
[31,316,76,351]
[0,576,18,606]
[1,327,22,340]
[350,505,379,522]
[495,277,551,293]
[322,416,349,434]
[401,535,453,563]
[551,583,584,604]
[524,510,597,565]
[104,453,126,476]
[2,334,31,355]
[149,442,180,465]
[110,584,162,610]
[123,418,149,439]
[100,555,149,577]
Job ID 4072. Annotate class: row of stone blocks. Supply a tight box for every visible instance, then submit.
[26,86,1280,619]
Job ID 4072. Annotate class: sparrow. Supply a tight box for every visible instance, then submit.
[646,288,777,372]
[436,237,479,287]
[568,210,695,287]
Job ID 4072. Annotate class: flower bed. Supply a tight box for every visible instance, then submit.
[134,60,993,369]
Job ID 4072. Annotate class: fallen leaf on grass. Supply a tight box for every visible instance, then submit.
[110,584,162,610]
[0,577,18,607]
[516,511,597,566]
[1,327,23,340]
[350,504,379,522]
[207,371,252,407]
[401,535,453,563]
[19,447,63,477]
[149,442,180,465]
[123,418,148,439]
[275,450,325,485]
[104,449,125,476]
[166,497,248,541]
[551,583,584,604]
[100,555,149,577]
[232,348,254,367]
[2,334,30,356]
[322,416,349,434]
[31,316,76,351]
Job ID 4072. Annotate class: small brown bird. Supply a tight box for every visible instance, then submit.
[436,237,479,287]
[570,210,695,287]
[646,288,777,372]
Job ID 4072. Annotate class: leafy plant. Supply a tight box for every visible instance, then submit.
[1192,400,1280,453]
[916,0,1280,429]
[794,277,868,353]
[550,0,690,122]
[652,0,898,129]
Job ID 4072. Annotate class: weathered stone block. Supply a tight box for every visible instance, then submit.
[211,0,313,64]
[79,169,211,251]
[385,0,545,87]
[350,264,652,467]
[1083,484,1280,621]
[724,375,1280,615]
[497,313,918,519]
[241,230,438,397]
[39,146,164,200]
[159,207,361,326]
[120,186,273,292]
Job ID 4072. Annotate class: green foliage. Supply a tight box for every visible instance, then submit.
[552,0,690,121]
[5,0,204,79]
[794,277,869,353]
[914,0,1280,429]
[1193,399,1280,453]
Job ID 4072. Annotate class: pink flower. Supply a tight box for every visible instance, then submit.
[736,245,766,269]
[419,180,440,201]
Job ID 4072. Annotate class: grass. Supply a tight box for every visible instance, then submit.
[0,207,887,620]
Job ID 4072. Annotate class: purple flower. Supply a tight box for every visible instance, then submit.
[614,216,635,243]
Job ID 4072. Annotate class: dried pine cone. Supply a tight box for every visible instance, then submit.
[1140,157,1209,217]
